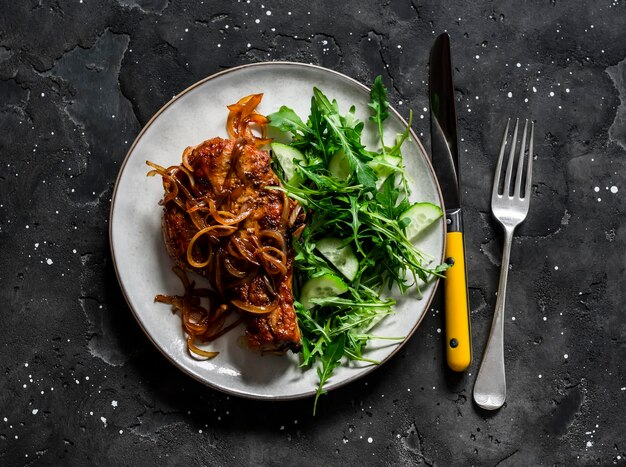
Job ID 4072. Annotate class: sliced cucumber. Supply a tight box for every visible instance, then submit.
[299,273,349,309]
[316,237,359,281]
[328,149,351,181]
[270,142,305,182]
[368,154,402,189]
[401,202,443,240]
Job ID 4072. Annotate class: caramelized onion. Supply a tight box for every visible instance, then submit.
[257,251,288,277]
[231,232,260,265]
[226,93,269,147]
[293,224,306,240]
[259,229,287,255]
[223,256,249,278]
[262,274,277,297]
[208,199,252,226]
[182,146,195,172]
[288,203,302,227]
[158,173,180,205]
[187,224,236,269]
[155,268,246,360]
[187,336,219,359]
[173,165,197,192]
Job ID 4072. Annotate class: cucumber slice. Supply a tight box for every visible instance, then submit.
[401,202,443,240]
[328,149,350,181]
[270,142,305,182]
[299,273,349,309]
[368,154,402,189]
[316,237,359,281]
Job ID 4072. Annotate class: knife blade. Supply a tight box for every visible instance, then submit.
[429,33,472,372]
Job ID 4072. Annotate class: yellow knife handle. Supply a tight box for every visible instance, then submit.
[444,231,472,372]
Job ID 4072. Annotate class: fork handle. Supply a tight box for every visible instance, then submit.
[473,227,514,410]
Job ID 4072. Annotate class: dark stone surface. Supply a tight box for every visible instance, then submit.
[1,0,625,465]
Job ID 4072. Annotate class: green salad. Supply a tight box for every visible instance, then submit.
[267,77,447,413]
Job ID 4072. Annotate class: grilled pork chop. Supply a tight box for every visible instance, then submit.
[161,137,302,352]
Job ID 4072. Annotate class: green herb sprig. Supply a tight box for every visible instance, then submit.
[268,76,447,414]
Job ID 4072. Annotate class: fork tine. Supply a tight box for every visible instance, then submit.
[524,121,535,199]
[513,119,529,197]
[492,118,511,199]
[503,118,519,197]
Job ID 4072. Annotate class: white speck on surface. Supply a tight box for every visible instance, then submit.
[266,10,271,15]
[255,18,260,23]
[538,374,542,378]
[532,86,537,93]
[549,91,555,97]
[475,55,479,59]
[586,441,593,448]
[512,316,516,321]
[516,62,521,67]
[111,400,118,408]
[507,92,513,98]
[597,198,602,202]
[41,92,45,97]
[46,258,53,265]
[119,430,123,434]
[436,328,441,333]
[367,437,373,443]
[564,354,568,359]
[543,317,547,321]
[610,186,618,193]
[3,417,7,422]
[594,186,600,192]
[32,409,38,415]
[566,88,570,93]
[100,417,107,426]
[24,363,28,367]
[554,266,559,270]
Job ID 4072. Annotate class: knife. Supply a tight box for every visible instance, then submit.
[429,33,472,372]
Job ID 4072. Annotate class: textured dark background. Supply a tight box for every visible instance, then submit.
[1,0,625,465]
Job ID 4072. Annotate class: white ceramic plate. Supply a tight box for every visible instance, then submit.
[110,62,445,400]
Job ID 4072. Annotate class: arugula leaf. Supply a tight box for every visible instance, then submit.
[369,75,390,124]
[267,106,311,136]
[369,75,390,152]
[307,95,329,159]
[313,333,345,415]
[311,87,377,187]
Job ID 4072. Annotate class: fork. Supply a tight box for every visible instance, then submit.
[473,118,535,410]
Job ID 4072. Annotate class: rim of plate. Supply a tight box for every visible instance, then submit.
[109,61,445,400]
